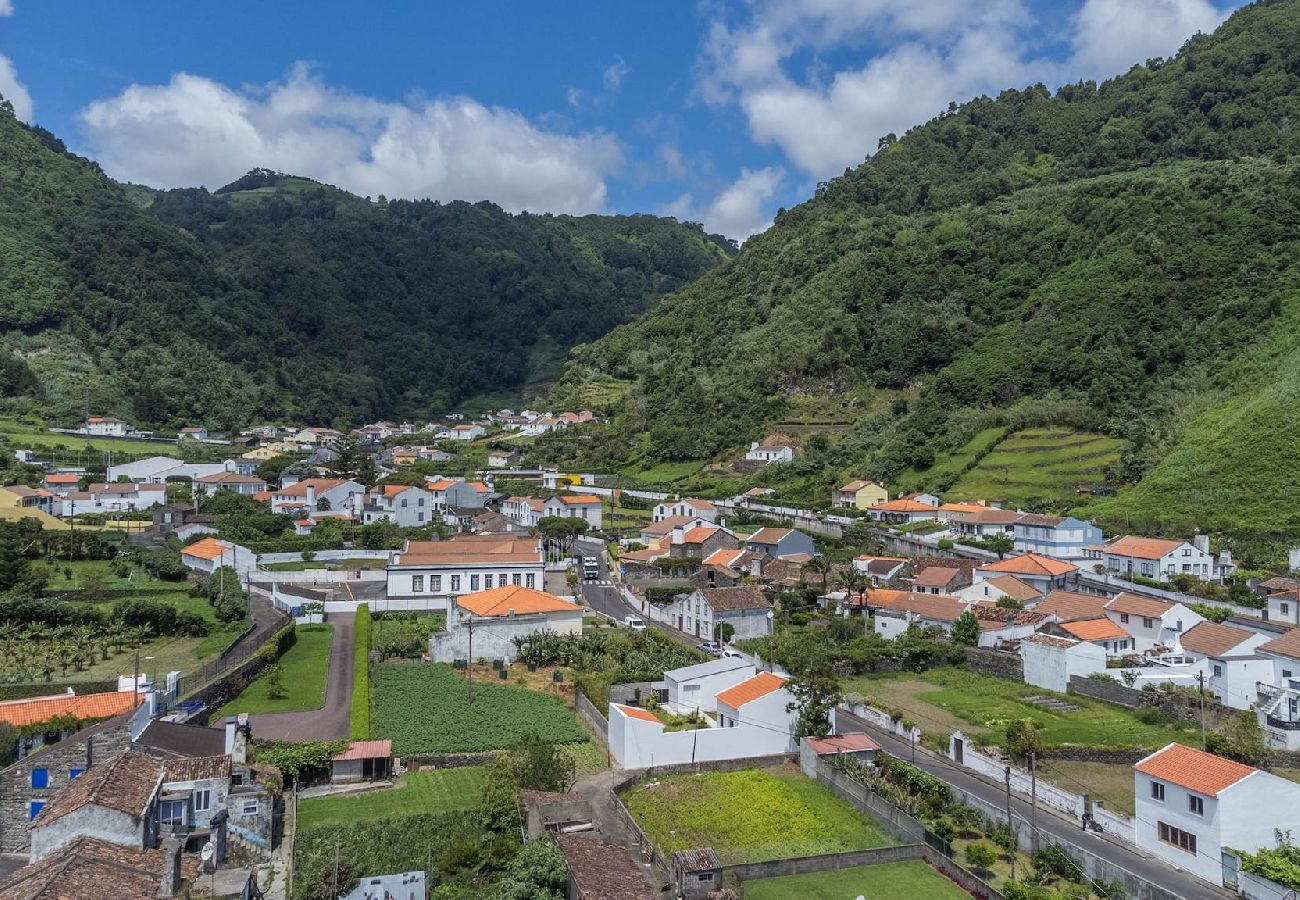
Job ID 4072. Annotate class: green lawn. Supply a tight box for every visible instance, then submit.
[844,668,1198,751]
[49,559,183,592]
[296,768,485,829]
[941,427,1123,507]
[620,459,707,484]
[0,418,184,455]
[745,861,972,900]
[217,625,333,716]
[624,769,893,864]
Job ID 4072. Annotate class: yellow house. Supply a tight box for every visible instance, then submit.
[240,447,280,462]
[833,480,888,510]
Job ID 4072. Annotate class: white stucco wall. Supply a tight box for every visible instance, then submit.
[1021,640,1107,694]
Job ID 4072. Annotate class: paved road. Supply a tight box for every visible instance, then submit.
[573,541,701,649]
[836,709,1231,900]
[244,612,355,742]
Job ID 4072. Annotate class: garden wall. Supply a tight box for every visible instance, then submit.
[609,754,799,795]
[948,733,1086,822]
[1067,675,1236,733]
[723,843,926,880]
[964,647,1024,681]
[574,690,607,742]
[808,756,926,844]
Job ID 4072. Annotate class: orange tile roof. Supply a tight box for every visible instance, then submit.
[981,575,1044,602]
[681,525,721,543]
[913,567,961,588]
[1035,590,1111,622]
[466,481,490,492]
[1134,743,1257,796]
[869,499,937,513]
[643,515,703,536]
[181,537,229,561]
[939,502,987,513]
[1179,622,1256,658]
[333,740,393,761]
[457,585,578,617]
[716,672,787,710]
[1094,535,1186,560]
[704,548,744,568]
[881,592,968,622]
[613,704,661,724]
[252,490,273,502]
[849,588,906,608]
[276,478,347,497]
[1060,618,1130,642]
[746,527,795,544]
[1259,627,1300,662]
[426,479,456,491]
[1105,592,1174,618]
[558,495,600,505]
[44,473,80,484]
[979,554,1078,578]
[0,691,140,728]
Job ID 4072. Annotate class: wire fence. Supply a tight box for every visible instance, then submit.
[180,610,290,700]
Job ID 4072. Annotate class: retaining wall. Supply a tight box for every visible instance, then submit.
[723,844,926,880]
[574,690,608,742]
[1068,675,1236,733]
[964,646,1025,681]
[610,754,799,795]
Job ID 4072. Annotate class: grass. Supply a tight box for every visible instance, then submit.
[844,668,1198,751]
[0,417,181,455]
[296,768,485,829]
[624,768,893,864]
[897,426,1008,494]
[193,620,249,658]
[216,625,333,716]
[1036,759,1136,816]
[744,860,972,900]
[620,459,707,484]
[946,428,1124,507]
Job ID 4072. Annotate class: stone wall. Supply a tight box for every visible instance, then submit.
[191,651,273,725]
[574,690,608,742]
[402,752,497,769]
[723,844,926,881]
[1067,675,1236,733]
[964,646,1024,681]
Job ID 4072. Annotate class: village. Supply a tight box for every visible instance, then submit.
[0,413,1295,899]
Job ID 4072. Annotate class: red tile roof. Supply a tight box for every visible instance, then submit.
[0,691,141,728]
[1060,618,1130,642]
[1093,535,1186,560]
[333,740,393,761]
[979,554,1078,578]
[1179,622,1256,658]
[1259,627,1300,662]
[181,536,229,561]
[869,499,938,513]
[1035,590,1110,622]
[913,567,961,588]
[716,672,787,710]
[806,733,881,754]
[1134,742,1257,796]
[457,586,578,617]
[613,704,661,724]
[1104,592,1174,618]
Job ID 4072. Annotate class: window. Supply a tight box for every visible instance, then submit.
[412,575,424,592]
[1283,603,1291,616]
[1175,619,1183,631]
[1285,669,1294,679]
[1120,613,1129,624]
[512,574,521,586]
[418,498,425,507]
[400,499,408,508]
[1188,795,1204,816]
[526,573,535,588]
[1150,781,1165,802]
[1158,821,1197,855]
[418,512,425,522]
[1213,664,1223,678]
[242,799,259,815]
[470,574,480,591]
[1182,548,1191,556]
[232,772,243,786]
[28,801,43,820]
[193,789,211,812]
[69,768,83,780]
[30,769,46,789]
[160,799,186,827]
[431,575,442,592]
[451,575,461,592]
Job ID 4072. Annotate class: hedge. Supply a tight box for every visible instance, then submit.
[350,603,372,740]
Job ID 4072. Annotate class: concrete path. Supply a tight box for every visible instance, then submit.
[571,770,670,892]
[836,709,1232,900]
[245,612,355,742]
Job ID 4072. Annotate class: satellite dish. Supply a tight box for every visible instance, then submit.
[200,842,215,862]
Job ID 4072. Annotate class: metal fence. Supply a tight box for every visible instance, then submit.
[180,611,290,700]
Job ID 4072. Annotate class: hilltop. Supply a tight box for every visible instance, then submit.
[549,0,1300,551]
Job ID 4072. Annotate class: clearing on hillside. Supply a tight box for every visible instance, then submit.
[944,427,1123,507]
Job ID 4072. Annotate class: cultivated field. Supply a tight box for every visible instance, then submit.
[623,767,893,864]
[297,767,485,829]
[744,860,972,900]
[945,427,1124,506]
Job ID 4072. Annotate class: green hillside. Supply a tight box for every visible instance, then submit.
[946,428,1124,508]
[551,0,1300,550]
[0,121,732,428]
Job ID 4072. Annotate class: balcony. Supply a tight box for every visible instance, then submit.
[1266,715,1300,731]
[1258,681,1283,700]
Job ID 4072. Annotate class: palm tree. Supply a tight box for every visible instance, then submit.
[804,555,833,592]
[835,567,866,603]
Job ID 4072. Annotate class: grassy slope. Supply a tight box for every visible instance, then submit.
[217,625,333,716]
[947,428,1123,506]
[297,768,484,829]
[745,861,971,900]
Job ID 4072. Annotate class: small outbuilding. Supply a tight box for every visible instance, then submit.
[331,740,392,784]
[805,732,881,764]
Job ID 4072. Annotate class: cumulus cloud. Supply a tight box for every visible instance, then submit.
[1070,0,1228,80]
[0,1,13,16]
[0,54,32,122]
[603,57,629,92]
[79,64,623,214]
[660,166,784,242]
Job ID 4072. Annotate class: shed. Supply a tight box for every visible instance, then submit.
[331,740,392,784]
[670,847,722,900]
[805,732,881,763]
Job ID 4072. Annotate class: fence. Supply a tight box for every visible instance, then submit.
[574,690,608,741]
[722,844,926,880]
[949,732,1086,822]
[256,549,396,565]
[180,610,291,701]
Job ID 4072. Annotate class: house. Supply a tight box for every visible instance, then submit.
[57,482,167,514]
[386,535,545,610]
[340,873,428,900]
[331,740,393,784]
[362,484,435,527]
[1133,743,1300,884]
[176,427,208,442]
[971,605,1047,648]
[291,427,341,447]
[41,472,81,495]
[974,554,1079,594]
[652,497,719,523]
[949,508,1023,540]
[444,480,490,510]
[852,556,908,584]
[663,586,773,641]
[716,672,796,736]
[872,593,968,640]
[957,575,1042,607]
[269,478,363,515]
[83,416,130,437]
[744,527,815,560]
[867,498,940,524]
[804,733,881,765]
[743,440,795,465]
[1020,633,1108,693]
[639,515,710,547]
[0,691,143,760]
[487,450,522,468]
[1103,594,1204,653]
[179,537,256,576]
[542,495,603,530]
[832,480,888,510]
[1033,589,1110,621]
[666,524,740,561]
[554,833,656,900]
[522,417,565,436]
[1255,628,1300,750]
[0,835,196,898]
[0,486,56,516]
[1086,534,1231,583]
[239,446,279,463]
[1178,621,1272,711]
[428,585,582,662]
[107,456,227,484]
[1012,514,1104,562]
[193,472,267,497]
[663,658,755,714]
[911,566,966,595]
[1054,618,1134,658]
[28,749,164,860]
[501,496,545,527]
[1267,589,1300,626]
[445,424,485,441]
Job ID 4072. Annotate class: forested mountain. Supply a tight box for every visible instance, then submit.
[551,0,1300,545]
[0,113,732,427]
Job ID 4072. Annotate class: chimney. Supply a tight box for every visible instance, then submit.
[1193,533,1210,554]
[223,716,237,756]
[749,557,762,578]
[672,525,686,545]
[231,712,250,764]
[305,483,317,508]
[157,836,183,897]
[750,441,759,451]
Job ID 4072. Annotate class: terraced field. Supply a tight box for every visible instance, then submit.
[945,427,1124,507]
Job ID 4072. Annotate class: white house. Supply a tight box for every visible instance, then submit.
[663,657,755,715]
[1102,594,1204,653]
[269,478,363,515]
[179,537,257,576]
[445,424,486,441]
[385,534,545,611]
[1133,743,1300,884]
[541,495,603,530]
[662,586,773,642]
[501,496,544,527]
[744,440,795,465]
[362,484,435,527]
[1055,618,1135,658]
[194,472,267,497]
[973,554,1079,595]
[872,593,968,641]
[1255,628,1300,750]
[652,498,719,523]
[1012,514,1104,562]
[867,498,940,525]
[177,426,209,442]
[1267,589,1300,626]
[428,585,582,663]
[107,456,228,484]
[1020,633,1108,693]
[949,508,1023,540]
[56,482,166,515]
[639,515,710,547]
[1086,534,1231,582]
[852,556,908,584]
[957,575,1042,607]
[716,671,797,736]
[82,416,130,437]
[1178,621,1272,711]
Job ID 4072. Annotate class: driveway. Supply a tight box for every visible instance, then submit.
[835,709,1232,900]
[244,612,356,742]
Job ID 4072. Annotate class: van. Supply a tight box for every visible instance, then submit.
[624,616,646,631]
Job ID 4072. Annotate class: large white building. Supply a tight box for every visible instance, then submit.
[385,535,544,611]
[269,478,363,515]
[1102,594,1203,653]
[663,657,754,715]
[361,484,435,527]
[743,440,795,465]
[1011,514,1104,562]
[1256,628,1300,750]
[541,495,603,530]
[1133,743,1300,884]
[652,498,719,523]
[1178,621,1272,711]
[1085,535,1233,582]
[107,456,228,484]
[1020,633,1107,693]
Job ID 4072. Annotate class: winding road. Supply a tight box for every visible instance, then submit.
[243,612,356,742]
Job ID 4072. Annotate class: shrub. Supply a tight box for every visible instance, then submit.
[965,842,997,875]
[350,604,371,740]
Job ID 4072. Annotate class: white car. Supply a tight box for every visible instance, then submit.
[623,616,646,631]
[721,647,743,659]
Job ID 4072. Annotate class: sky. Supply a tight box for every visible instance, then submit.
[0,0,1243,241]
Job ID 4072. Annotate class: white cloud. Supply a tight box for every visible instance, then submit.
[661,166,784,242]
[1070,0,1227,80]
[0,54,32,122]
[603,57,629,92]
[659,143,685,179]
[656,192,695,220]
[566,86,584,108]
[78,64,623,214]
[0,1,13,16]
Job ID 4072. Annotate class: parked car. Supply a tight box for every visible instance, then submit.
[698,640,721,656]
[623,616,646,630]
[721,647,743,659]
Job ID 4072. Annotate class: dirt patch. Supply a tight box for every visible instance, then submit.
[850,678,991,737]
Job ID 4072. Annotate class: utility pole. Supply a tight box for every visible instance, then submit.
[1030,752,1039,853]
[466,617,474,705]
[1198,670,1207,749]
[1004,766,1016,881]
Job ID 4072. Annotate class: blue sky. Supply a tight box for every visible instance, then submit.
[0,0,1241,240]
